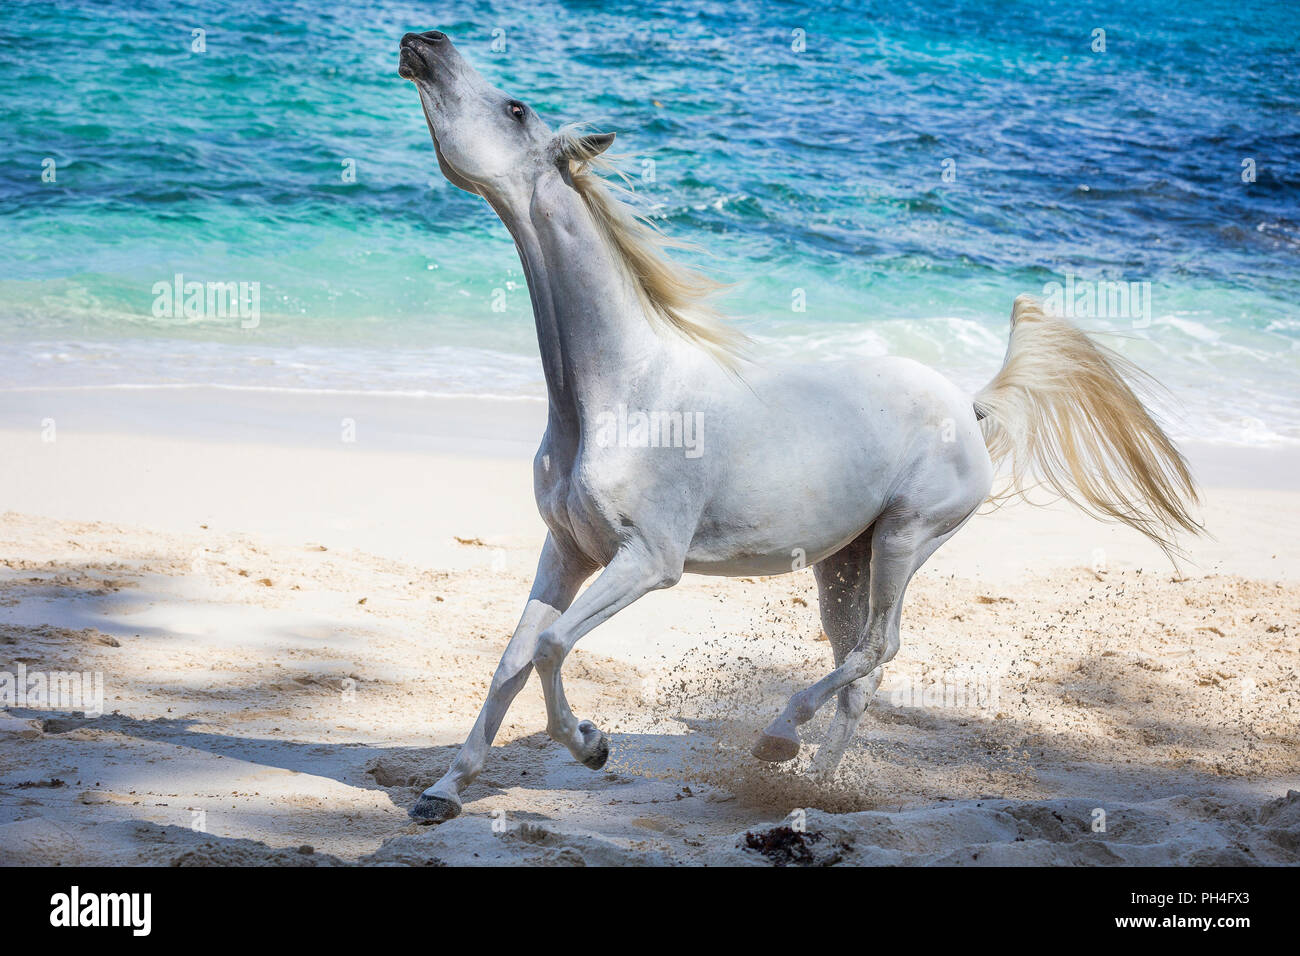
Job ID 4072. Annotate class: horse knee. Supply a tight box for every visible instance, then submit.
[532,629,565,669]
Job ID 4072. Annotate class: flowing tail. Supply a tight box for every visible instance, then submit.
[974,295,1202,559]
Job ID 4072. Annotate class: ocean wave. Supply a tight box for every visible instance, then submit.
[4,326,1297,447]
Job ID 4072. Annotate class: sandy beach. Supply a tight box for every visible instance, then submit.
[0,387,1297,866]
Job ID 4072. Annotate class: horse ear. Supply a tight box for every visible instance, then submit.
[555,131,615,164]
[580,131,616,155]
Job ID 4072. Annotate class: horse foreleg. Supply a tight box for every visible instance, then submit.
[532,545,680,769]
[411,535,591,823]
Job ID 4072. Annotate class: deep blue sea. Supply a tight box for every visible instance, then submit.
[2,0,1298,442]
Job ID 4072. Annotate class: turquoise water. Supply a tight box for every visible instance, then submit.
[2,0,1298,441]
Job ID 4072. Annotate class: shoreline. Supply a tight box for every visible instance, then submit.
[2,383,1298,486]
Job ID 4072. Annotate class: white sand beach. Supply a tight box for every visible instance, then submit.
[1,387,1298,865]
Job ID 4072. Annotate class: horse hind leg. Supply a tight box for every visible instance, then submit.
[754,501,978,764]
[811,530,882,776]
[808,670,880,776]
[752,528,878,768]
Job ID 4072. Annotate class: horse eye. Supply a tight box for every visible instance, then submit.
[508,101,525,121]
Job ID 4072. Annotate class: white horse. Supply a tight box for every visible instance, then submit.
[398,31,1201,823]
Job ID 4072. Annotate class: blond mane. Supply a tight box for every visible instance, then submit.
[557,125,750,370]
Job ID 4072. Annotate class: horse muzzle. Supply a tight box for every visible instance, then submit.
[398,31,449,81]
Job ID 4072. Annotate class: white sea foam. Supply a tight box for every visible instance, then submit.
[4,319,1297,447]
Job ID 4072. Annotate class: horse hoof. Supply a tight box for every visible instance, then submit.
[577,720,610,770]
[752,730,800,763]
[409,792,461,824]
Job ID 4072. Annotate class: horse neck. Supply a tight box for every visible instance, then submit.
[488,172,664,431]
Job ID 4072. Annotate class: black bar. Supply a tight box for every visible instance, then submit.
[8,865,1286,941]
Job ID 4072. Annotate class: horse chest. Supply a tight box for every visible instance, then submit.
[532,447,626,562]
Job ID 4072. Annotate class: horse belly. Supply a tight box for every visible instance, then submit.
[679,363,951,575]
[682,443,893,576]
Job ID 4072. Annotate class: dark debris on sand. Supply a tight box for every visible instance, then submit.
[742,825,849,867]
